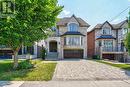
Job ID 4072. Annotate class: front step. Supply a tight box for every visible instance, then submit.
[45,52,58,61]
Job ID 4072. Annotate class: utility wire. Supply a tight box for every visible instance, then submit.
[109,6,130,22]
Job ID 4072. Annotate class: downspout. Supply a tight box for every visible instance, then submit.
[116,29,118,51]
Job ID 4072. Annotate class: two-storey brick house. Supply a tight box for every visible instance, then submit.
[87,20,129,61]
[45,15,90,60]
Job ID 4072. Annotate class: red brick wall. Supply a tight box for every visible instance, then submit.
[87,30,95,58]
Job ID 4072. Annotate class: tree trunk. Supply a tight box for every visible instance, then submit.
[13,51,19,69]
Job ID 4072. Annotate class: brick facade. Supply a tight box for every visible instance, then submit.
[87,30,95,58]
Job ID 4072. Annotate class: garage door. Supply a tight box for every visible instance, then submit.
[64,49,83,58]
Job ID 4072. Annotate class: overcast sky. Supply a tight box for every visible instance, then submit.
[58,0,130,31]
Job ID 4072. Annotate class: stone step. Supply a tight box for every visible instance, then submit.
[45,52,58,60]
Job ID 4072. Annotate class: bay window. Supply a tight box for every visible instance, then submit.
[64,36,83,46]
[103,40,113,51]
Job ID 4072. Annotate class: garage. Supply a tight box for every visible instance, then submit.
[64,49,84,58]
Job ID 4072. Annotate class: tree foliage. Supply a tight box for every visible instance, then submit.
[125,32,130,54]
[0,0,63,69]
[125,11,130,55]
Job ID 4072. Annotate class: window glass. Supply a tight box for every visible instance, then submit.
[104,40,113,48]
[65,37,82,46]
[68,23,78,31]
[123,28,128,35]
[103,28,111,35]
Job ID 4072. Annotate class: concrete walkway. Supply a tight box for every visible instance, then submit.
[53,60,130,81]
[1,80,130,87]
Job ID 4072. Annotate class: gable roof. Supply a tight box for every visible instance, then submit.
[101,21,114,29]
[57,15,90,27]
[116,20,128,28]
[93,20,128,31]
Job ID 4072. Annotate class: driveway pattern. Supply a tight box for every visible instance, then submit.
[52,60,130,81]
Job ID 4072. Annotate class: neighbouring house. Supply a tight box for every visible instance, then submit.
[0,41,45,59]
[45,15,90,60]
[87,20,130,62]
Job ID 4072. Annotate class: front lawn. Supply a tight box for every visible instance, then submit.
[96,60,130,71]
[0,59,56,81]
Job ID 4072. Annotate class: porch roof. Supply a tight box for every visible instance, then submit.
[96,35,116,40]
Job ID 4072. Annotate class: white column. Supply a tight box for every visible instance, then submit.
[83,36,87,59]
[34,43,38,58]
[47,41,50,53]
[22,45,24,55]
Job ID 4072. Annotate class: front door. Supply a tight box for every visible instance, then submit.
[49,41,57,52]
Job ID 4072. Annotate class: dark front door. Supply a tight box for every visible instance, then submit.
[49,41,57,52]
[64,49,83,58]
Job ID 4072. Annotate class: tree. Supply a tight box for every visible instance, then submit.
[125,11,130,55]
[0,0,63,69]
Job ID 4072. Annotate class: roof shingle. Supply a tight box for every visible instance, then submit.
[57,15,90,27]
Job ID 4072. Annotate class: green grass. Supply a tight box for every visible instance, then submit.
[0,59,56,81]
[96,60,130,71]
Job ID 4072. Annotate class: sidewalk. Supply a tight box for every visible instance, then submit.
[0,80,130,87]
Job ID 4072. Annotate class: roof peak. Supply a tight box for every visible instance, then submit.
[71,14,76,17]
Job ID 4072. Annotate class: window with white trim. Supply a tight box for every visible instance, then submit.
[123,28,128,35]
[68,23,78,32]
[102,28,111,35]
[64,36,83,46]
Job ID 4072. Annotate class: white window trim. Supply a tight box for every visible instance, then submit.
[102,27,111,35]
[67,22,79,32]
[65,36,83,46]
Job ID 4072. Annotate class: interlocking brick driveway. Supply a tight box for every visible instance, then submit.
[52,60,130,81]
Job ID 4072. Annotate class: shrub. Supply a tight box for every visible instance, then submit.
[18,60,33,70]
[41,47,46,60]
[93,55,100,60]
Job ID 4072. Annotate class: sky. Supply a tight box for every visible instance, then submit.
[58,0,130,31]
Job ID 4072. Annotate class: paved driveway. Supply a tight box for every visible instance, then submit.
[53,60,130,81]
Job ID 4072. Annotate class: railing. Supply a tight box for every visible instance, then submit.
[102,47,124,52]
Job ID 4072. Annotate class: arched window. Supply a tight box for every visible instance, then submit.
[102,28,111,35]
[68,23,78,32]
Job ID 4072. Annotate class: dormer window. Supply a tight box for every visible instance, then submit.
[68,23,78,32]
[102,28,111,35]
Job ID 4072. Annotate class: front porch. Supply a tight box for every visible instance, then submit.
[0,44,38,59]
[45,37,61,60]
[99,47,129,62]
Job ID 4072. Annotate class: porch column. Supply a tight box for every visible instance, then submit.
[83,36,87,59]
[34,43,38,57]
[47,41,50,53]
[22,45,24,55]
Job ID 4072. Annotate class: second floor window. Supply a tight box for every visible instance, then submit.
[102,28,111,35]
[68,23,78,32]
[123,28,128,35]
